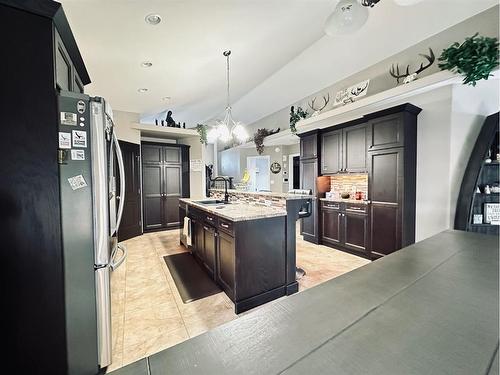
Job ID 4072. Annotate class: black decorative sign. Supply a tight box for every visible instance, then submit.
[270,162,281,174]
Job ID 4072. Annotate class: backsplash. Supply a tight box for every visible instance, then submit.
[329,173,368,199]
[209,190,287,208]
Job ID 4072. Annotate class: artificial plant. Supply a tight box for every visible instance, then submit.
[289,106,308,134]
[438,33,499,86]
[196,124,208,145]
[252,128,280,154]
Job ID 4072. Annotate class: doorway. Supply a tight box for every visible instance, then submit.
[288,153,300,191]
[246,155,271,192]
[117,141,142,242]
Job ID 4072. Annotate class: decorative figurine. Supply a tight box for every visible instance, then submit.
[485,185,491,194]
[161,120,165,126]
[166,110,176,127]
[485,149,492,163]
[155,119,158,126]
[476,186,481,194]
[183,122,186,129]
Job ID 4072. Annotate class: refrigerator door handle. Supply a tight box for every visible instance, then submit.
[110,130,126,236]
[110,243,127,271]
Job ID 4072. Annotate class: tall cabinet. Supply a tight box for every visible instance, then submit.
[299,131,320,243]
[142,143,190,231]
[1,1,91,373]
[366,106,419,258]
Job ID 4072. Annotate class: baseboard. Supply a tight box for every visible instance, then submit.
[235,286,286,314]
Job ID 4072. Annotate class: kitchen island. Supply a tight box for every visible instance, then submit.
[114,230,499,375]
[179,193,312,313]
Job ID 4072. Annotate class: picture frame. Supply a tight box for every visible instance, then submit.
[483,203,500,224]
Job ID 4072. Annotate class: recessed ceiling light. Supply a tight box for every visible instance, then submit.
[138,88,148,93]
[141,61,153,68]
[145,14,161,25]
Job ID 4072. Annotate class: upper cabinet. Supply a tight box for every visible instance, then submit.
[367,113,404,151]
[54,31,85,93]
[300,132,318,159]
[321,123,369,174]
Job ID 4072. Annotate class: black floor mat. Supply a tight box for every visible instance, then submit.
[163,253,221,303]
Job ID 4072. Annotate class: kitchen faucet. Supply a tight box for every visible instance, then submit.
[211,176,230,203]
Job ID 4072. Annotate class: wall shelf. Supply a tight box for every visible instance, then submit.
[295,69,500,133]
[132,123,199,140]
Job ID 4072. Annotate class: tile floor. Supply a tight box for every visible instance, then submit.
[108,228,369,372]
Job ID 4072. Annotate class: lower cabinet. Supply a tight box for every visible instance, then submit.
[216,231,235,299]
[321,201,369,258]
[192,217,204,262]
[202,225,217,278]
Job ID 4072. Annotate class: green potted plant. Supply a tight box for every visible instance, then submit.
[196,124,208,145]
[289,106,308,134]
[438,33,499,86]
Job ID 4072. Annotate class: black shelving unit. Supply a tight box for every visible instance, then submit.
[455,112,499,235]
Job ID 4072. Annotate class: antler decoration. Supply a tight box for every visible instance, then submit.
[389,48,435,84]
[308,93,330,113]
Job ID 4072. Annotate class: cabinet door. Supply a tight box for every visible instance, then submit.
[322,208,342,245]
[142,144,163,164]
[55,45,71,91]
[300,133,318,159]
[193,219,204,261]
[343,211,368,255]
[343,124,368,172]
[164,165,182,227]
[300,159,318,242]
[368,148,404,258]
[164,147,181,164]
[321,130,342,174]
[142,164,163,230]
[367,113,404,151]
[203,225,217,279]
[217,231,235,300]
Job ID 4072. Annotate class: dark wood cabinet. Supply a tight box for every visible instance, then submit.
[321,204,341,244]
[343,210,369,253]
[300,158,319,243]
[142,143,189,231]
[217,231,236,299]
[202,225,217,278]
[321,130,342,174]
[321,201,369,257]
[368,148,404,258]
[367,113,404,151]
[192,217,204,262]
[320,123,368,174]
[343,124,369,173]
[300,133,318,159]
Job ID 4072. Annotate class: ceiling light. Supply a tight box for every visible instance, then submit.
[145,14,161,25]
[137,88,148,93]
[360,0,380,7]
[207,51,248,144]
[324,0,369,36]
[162,96,171,101]
[141,61,153,68]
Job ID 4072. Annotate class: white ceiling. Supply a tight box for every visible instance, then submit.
[61,0,498,126]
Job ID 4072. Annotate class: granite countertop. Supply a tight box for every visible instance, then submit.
[210,188,315,201]
[320,198,371,205]
[180,198,287,222]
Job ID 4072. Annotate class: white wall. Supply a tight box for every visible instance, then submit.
[179,136,206,199]
[113,110,140,144]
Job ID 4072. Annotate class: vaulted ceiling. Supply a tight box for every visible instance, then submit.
[61,0,497,126]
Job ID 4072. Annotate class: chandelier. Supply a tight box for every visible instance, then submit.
[207,50,248,143]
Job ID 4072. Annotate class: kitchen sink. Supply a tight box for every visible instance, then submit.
[194,199,231,205]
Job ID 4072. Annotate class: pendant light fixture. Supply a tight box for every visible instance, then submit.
[207,50,248,144]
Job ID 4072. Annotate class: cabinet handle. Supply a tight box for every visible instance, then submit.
[207,216,213,221]
[221,223,229,228]
[338,213,341,217]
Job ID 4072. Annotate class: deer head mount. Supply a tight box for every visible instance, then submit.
[308,93,330,115]
[390,48,435,84]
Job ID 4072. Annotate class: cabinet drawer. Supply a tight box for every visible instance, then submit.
[345,204,368,214]
[321,201,341,210]
[204,213,217,225]
[218,218,234,235]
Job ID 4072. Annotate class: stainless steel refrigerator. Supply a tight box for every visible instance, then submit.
[58,91,126,374]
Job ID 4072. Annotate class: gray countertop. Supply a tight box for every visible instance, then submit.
[180,198,287,222]
[111,230,499,375]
